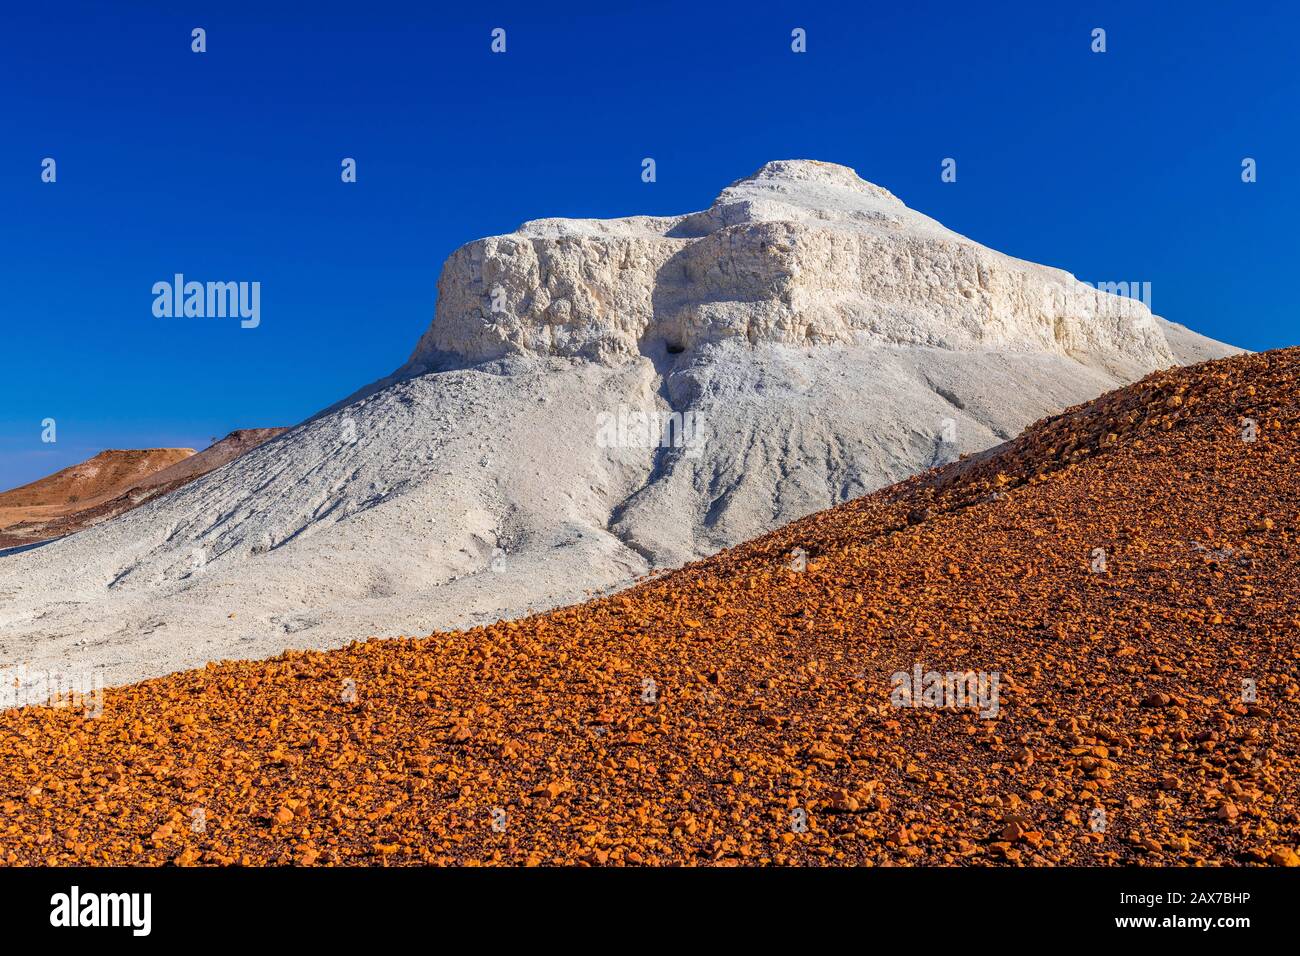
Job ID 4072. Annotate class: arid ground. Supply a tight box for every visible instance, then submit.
[0,348,1295,866]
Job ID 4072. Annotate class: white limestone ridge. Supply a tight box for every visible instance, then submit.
[0,160,1239,692]
[406,159,1173,379]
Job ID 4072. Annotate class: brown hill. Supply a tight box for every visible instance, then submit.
[128,428,287,492]
[0,448,193,534]
[0,430,286,549]
[0,350,1296,866]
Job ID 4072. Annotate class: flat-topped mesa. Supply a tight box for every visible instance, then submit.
[405,160,1174,375]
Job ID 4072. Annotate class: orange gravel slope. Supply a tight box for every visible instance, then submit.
[1,348,1298,867]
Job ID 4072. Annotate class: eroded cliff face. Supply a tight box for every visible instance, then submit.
[407,160,1173,378]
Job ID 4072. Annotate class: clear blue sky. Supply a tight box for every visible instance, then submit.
[2,0,1295,489]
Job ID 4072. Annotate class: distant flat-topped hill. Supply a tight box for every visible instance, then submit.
[0,430,285,550]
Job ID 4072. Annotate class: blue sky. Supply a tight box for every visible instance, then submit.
[2,0,1295,489]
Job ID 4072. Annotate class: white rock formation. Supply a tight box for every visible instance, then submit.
[410,159,1172,378]
[0,161,1240,691]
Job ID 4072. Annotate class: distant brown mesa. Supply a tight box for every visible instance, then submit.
[0,429,285,550]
